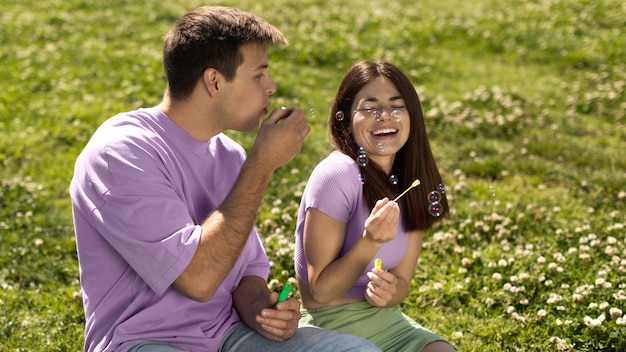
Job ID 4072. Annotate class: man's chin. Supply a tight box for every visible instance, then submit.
[237,122,260,133]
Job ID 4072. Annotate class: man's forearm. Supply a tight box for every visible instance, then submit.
[173,157,274,301]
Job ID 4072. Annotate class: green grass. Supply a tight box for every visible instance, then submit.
[2,0,625,351]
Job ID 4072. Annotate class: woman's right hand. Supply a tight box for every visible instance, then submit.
[363,198,400,243]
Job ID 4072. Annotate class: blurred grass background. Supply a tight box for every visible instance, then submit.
[1,0,625,350]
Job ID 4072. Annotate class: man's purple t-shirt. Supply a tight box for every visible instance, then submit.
[294,151,409,297]
[69,108,269,352]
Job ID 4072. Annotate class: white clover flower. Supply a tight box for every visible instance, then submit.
[572,293,585,303]
[461,257,473,266]
[458,267,468,274]
[589,302,598,309]
[492,273,502,281]
[537,256,546,263]
[554,252,566,262]
[610,307,623,317]
[544,280,554,287]
[281,213,293,223]
[595,278,613,289]
[506,306,516,314]
[72,290,82,300]
[433,282,443,290]
[556,339,573,351]
[498,259,508,267]
[510,286,525,294]
[520,299,529,305]
[579,253,591,261]
[547,294,563,305]
[452,331,464,339]
[599,302,610,310]
[510,275,519,284]
[583,315,604,328]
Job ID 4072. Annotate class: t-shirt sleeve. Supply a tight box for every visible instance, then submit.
[86,139,201,297]
[242,228,271,280]
[302,153,361,223]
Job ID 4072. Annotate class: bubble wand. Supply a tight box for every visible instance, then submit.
[393,179,421,202]
[274,283,292,308]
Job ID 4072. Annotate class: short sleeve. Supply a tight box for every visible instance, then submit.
[302,152,362,223]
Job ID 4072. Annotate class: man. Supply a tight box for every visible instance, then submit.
[70,6,380,352]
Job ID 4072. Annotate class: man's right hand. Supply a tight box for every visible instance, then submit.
[250,107,310,172]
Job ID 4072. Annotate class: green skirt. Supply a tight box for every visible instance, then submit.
[300,301,451,352]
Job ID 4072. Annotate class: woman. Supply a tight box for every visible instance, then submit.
[294,60,455,351]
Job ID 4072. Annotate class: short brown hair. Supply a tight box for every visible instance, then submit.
[162,6,287,100]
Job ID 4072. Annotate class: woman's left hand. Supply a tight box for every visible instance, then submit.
[365,268,398,307]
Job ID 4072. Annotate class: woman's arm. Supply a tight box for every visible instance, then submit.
[303,198,400,305]
[365,230,423,307]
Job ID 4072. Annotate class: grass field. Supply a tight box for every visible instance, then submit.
[1,0,625,350]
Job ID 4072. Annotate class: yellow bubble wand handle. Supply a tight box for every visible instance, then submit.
[374,258,383,271]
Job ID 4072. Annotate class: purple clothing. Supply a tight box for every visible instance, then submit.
[295,151,409,297]
[69,108,269,352]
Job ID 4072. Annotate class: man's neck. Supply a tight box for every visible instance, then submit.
[155,94,221,142]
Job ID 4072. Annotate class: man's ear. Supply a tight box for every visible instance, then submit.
[202,68,220,97]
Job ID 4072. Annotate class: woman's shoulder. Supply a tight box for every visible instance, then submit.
[306,151,361,196]
[314,151,359,176]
